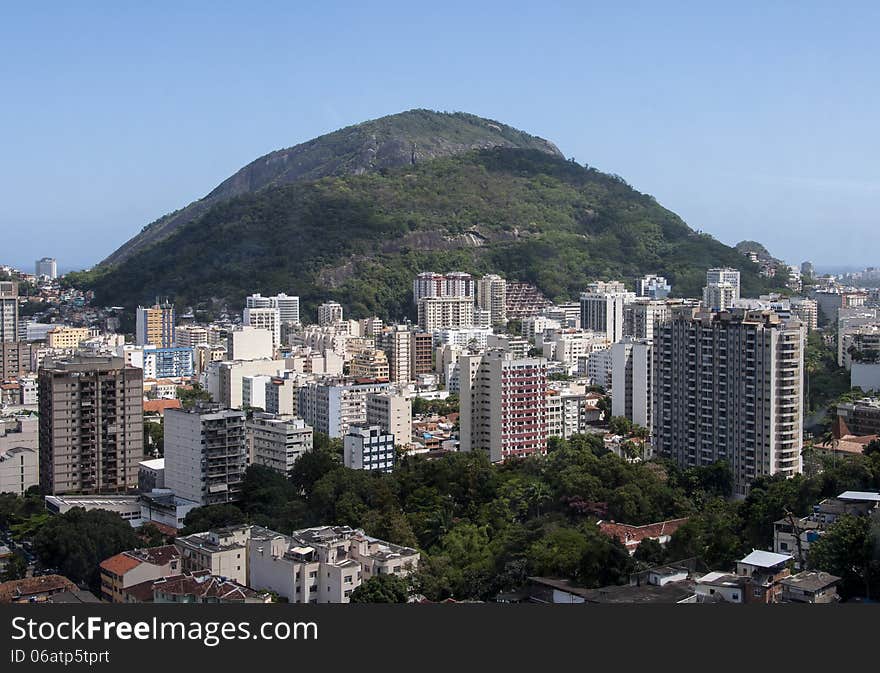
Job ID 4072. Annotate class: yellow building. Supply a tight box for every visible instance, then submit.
[136,302,175,348]
[46,326,90,349]
[350,349,389,381]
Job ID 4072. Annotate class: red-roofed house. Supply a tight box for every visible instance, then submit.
[99,545,181,603]
[143,399,182,416]
[597,518,689,554]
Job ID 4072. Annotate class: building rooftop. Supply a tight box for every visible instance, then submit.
[100,545,180,576]
[152,572,267,602]
[780,571,841,593]
[739,550,793,569]
[0,575,77,602]
[528,576,695,604]
[597,518,689,548]
[45,495,140,506]
[697,572,747,588]
[837,491,880,503]
[144,399,182,415]
[138,458,165,471]
[46,590,101,604]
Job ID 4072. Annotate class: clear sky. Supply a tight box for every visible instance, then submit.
[2,2,879,272]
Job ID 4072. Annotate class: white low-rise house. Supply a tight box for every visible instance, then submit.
[248,525,419,603]
[175,526,251,586]
[695,572,747,603]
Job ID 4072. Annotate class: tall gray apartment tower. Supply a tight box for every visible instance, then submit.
[0,281,18,343]
[38,356,144,494]
[652,309,804,497]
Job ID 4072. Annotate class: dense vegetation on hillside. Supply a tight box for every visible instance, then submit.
[100,109,563,266]
[73,148,780,320]
[177,435,880,601]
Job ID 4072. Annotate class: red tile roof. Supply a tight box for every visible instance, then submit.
[597,518,690,550]
[0,575,77,603]
[143,399,182,414]
[100,545,180,576]
[99,553,142,577]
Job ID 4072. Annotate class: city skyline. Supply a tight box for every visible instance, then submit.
[3,3,880,270]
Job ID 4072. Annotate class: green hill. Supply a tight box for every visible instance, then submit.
[72,145,780,321]
[99,109,563,266]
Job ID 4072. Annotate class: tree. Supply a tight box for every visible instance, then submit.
[143,420,164,456]
[0,552,28,582]
[32,508,143,590]
[607,416,633,436]
[349,574,410,603]
[177,383,213,409]
[181,504,246,535]
[633,537,667,567]
[807,514,880,600]
[526,527,591,579]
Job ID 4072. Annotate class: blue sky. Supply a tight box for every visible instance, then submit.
[1,2,878,272]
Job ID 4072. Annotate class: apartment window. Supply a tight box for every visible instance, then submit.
[344,575,353,584]
[309,571,317,578]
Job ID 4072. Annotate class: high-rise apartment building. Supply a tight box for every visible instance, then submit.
[164,405,247,505]
[246,293,300,325]
[418,296,475,331]
[579,281,636,343]
[136,302,176,348]
[380,324,412,382]
[247,413,313,476]
[46,326,90,349]
[636,274,671,299]
[344,425,396,472]
[703,268,741,311]
[0,281,18,343]
[317,301,344,326]
[611,337,653,429]
[243,306,280,353]
[35,257,57,279]
[1,342,34,380]
[706,268,741,292]
[350,349,390,381]
[412,272,475,305]
[297,379,390,438]
[175,325,209,348]
[459,350,548,462]
[477,274,507,326]
[624,299,673,342]
[38,356,144,494]
[410,330,434,375]
[790,297,818,332]
[652,310,804,497]
[366,392,412,446]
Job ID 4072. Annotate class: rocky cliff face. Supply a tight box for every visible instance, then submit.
[100,109,562,266]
